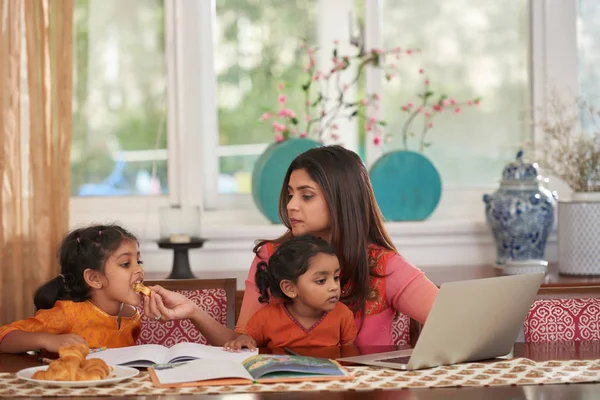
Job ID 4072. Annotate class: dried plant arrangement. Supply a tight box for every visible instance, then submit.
[534,96,600,193]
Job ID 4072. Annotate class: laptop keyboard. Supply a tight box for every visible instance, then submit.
[375,356,411,364]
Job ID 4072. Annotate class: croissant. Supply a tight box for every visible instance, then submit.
[33,343,112,381]
[58,343,89,367]
[31,370,47,380]
[81,359,111,377]
[36,360,79,381]
[75,369,103,381]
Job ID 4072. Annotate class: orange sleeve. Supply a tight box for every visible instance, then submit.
[235,246,270,333]
[0,302,71,344]
[338,304,358,345]
[242,307,269,347]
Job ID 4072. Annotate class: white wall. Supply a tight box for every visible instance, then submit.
[134,220,557,290]
[71,184,560,291]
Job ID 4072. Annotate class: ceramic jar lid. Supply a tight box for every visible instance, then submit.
[501,150,540,184]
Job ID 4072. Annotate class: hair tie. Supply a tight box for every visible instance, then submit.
[98,230,102,236]
[76,237,81,243]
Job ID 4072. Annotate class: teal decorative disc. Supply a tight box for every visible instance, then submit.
[252,138,320,223]
[370,150,442,221]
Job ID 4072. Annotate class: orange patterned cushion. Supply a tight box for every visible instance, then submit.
[523,298,600,342]
[391,312,411,346]
[137,288,228,346]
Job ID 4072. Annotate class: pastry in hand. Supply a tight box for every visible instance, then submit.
[132,282,151,296]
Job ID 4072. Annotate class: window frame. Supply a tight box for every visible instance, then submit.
[70,0,581,239]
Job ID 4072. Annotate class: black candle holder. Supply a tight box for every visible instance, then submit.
[157,237,206,279]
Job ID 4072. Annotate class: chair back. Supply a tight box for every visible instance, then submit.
[524,298,600,342]
[392,312,411,346]
[137,278,236,346]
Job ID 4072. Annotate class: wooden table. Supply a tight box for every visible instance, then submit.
[2,342,599,399]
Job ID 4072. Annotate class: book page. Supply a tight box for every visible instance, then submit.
[242,355,349,380]
[152,359,253,384]
[87,344,169,366]
[166,342,258,364]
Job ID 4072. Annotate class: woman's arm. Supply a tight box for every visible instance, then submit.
[145,286,239,346]
[187,306,239,346]
[386,254,439,325]
[145,245,271,344]
[234,246,270,333]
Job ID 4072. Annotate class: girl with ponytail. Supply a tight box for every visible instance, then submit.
[0,224,144,353]
[224,234,356,351]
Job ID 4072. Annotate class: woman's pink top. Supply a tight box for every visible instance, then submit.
[235,244,439,346]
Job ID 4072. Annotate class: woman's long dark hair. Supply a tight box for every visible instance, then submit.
[33,224,137,310]
[255,234,336,303]
[254,145,396,315]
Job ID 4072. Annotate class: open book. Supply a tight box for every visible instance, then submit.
[148,354,353,387]
[86,342,257,368]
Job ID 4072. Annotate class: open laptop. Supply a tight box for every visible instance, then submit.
[338,273,544,370]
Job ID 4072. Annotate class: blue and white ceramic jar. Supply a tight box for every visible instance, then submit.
[483,151,557,274]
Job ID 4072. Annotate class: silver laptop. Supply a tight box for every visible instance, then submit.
[338,273,544,370]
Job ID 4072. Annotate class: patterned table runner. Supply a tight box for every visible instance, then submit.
[2,358,600,397]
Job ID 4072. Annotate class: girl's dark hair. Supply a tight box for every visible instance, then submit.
[254,145,395,315]
[33,224,138,310]
[256,234,336,303]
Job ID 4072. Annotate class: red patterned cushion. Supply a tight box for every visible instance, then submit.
[391,312,411,346]
[136,288,228,346]
[523,298,600,342]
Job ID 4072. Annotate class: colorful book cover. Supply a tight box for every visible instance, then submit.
[148,354,353,387]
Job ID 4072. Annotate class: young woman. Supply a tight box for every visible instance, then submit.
[144,145,438,346]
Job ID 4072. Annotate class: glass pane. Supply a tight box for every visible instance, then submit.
[215,0,317,194]
[71,0,167,197]
[578,0,600,129]
[381,0,530,186]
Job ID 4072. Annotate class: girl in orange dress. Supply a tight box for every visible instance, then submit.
[0,224,145,353]
[224,235,357,350]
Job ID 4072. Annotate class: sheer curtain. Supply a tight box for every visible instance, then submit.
[0,0,74,323]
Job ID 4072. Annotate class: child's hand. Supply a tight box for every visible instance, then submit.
[223,335,256,352]
[42,333,87,353]
[143,285,197,321]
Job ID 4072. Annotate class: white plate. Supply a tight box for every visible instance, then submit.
[16,365,140,387]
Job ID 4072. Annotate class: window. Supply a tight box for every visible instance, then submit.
[578,0,600,126]
[206,0,531,220]
[214,0,318,195]
[70,1,584,234]
[71,0,167,197]
[379,0,530,186]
